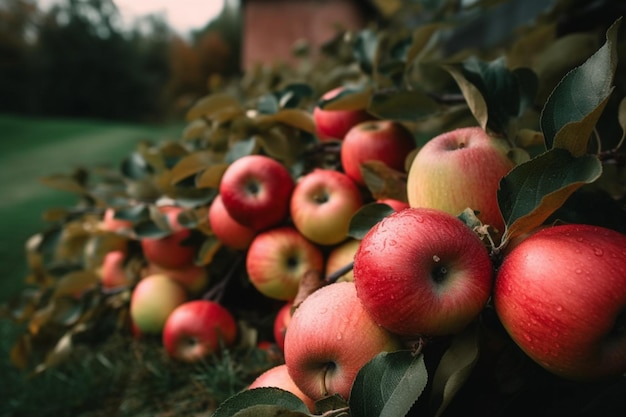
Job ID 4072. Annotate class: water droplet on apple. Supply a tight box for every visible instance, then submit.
[575,268,582,274]
[594,248,604,256]
[576,237,584,242]
[523,333,533,342]
[389,240,397,246]
[336,333,343,341]
[555,305,563,312]
[551,330,559,337]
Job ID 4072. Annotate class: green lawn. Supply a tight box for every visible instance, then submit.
[0,114,184,302]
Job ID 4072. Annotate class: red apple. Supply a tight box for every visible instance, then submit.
[140,206,196,269]
[494,224,626,380]
[246,227,324,300]
[99,250,132,289]
[325,239,360,282]
[219,154,295,231]
[284,281,401,401]
[354,208,493,337]
[162,300,238,363]
[290,168,363,246]
[377,198,410,212]
[406,126,518,235]
[249,364,316,412]
[273,301,293,351]
[313,86,375,141]
[130,274,188,334]
[143,262,209,295]
[208,194,257,250]
[340,120,416,186]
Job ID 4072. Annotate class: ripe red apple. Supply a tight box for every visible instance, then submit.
[284,281,401,401]
[208,194,257,250]
[246,227,324,300]
[99,250,132,289]
[130,274,188,334]
[313,86,375,141]
[353,207,493,337]
[377,198,410,212]
[143,262,209,295]
[406,126,517,235]
[340,120,416,186]
[219,154,295,231]
[273,301,293,351]
[325,239,360,282]
[140,206,196,269]
[249,364,316,412]
[290,168,363,246]
[494,224,626,381]
[162,300,238,363]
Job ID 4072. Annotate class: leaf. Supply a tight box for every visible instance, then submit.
[170,151,222,185]
[257,93,280,114]
[255,109,316,134]
[225,137,259,164]
[361,160,409,201]
[186,93,242,121]
[196,235,222,266]
[318,85,372,111]
[430,324,480,417]
[540,17,620,156]
[348,202,396,240]
[615,97,626,151]
[369,89,440,121]
[195,163,229,189]
[353,28,380,75]
[212,387,311,417]
[39,173,87,195]
[498,148,603,246]
[182,118,209,140]
[443,57,532,134]
[350,351,428,417]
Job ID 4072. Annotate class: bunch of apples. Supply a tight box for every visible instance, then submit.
[241,87,626,408]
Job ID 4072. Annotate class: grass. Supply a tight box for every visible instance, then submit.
[0,114,268,416]
[0,114,184,302]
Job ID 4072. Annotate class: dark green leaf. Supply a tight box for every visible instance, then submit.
[120,152,153,180]
[430,324,480,417]
[212,387,311,417]
[540,17,620,156]
[277,83,314,108]
[498,148,603,246]
[350,350,428,417]
[353,29,380,75]
[444,56,525,134]
[257,94,280,115]
[369,88,440,121]
[225,137,259,164]
[348,202,396,240]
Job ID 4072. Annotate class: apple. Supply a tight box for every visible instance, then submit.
[284,281,401,401]
[273,301,293,351]
[377,198,410,212]
[246,226,324,300]
[99,250,132,289]
[406,126,518,235]
[208,194,257,250]
[325,239,360,282]
[493,224,626,381]
[140,206,197,269]
[290,168,363,246]
[130,274,188,334]
[248,364,316,412]
[143,262,209,295]
[353,207,493,337]
[162,300,238,363]
[340,120,416,186]
[219,154,295,231]
[313,86,375,141]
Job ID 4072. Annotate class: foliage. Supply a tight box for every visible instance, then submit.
[2,0,626,416]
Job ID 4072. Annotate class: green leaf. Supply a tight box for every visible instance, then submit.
[353,29,380,75]
[369,88,440,121]
[350,350,428,417]
[186,93,243,121]
[443,56,533,134]
[318,85,372,111]
[430,324,480,417]
[277,83,314,108]
[212,387,312,417]
[257,94,280,115]
[348,202,396,240]
[498,148,603,245]
[540,17,621,156]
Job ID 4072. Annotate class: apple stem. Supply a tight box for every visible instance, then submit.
[325,261,354,284]
[320,406,350,417]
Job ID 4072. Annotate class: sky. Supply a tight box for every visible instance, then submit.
[37,0,226,35]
